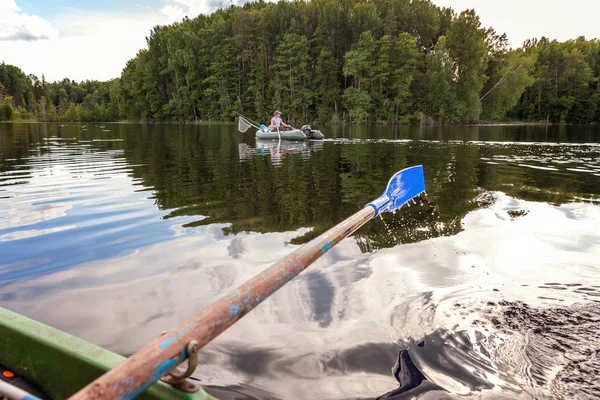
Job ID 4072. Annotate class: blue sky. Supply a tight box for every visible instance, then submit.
[18,0,162,17]
[1,0,600,82]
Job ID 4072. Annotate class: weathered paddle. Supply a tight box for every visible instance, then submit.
[68,166,426,400]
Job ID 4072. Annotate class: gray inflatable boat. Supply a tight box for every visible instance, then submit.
[255,125,324,141]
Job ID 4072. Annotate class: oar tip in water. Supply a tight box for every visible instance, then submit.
[366,165,426,217]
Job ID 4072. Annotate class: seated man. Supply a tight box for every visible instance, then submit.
[269,110,292,131]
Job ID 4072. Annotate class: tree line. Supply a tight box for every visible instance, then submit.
[1,0,600,124]
[0,63,119,122]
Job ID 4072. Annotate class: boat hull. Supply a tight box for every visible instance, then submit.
[255,129,324,141]
[0,307,216,400]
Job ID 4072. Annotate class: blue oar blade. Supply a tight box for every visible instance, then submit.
[366,165,426,216]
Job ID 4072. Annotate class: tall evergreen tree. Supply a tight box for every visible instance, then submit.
[423,36,457,123]
[343,30,376,122]
[446,9,489,121]
[270,33,312,121]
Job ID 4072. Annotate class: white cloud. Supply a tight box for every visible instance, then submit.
[0,0,59,41]
[160,0,211,20]
[0,7,171,81]
[0,0,18,11]
[160,0,260,22]
[0,0,259,81]
[160,4,188,22]
[431,0,600,48]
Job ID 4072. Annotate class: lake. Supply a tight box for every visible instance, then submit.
[1,122,599,399]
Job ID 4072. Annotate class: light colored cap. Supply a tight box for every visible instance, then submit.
[274,110,281,115]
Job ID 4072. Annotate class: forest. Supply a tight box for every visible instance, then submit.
[1,0,600,124]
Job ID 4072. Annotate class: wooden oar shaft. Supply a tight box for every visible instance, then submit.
[69,206,376,400]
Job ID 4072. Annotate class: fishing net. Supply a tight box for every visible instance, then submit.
[238,116,253,133]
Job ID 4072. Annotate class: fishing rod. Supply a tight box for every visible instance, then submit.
[68,166,426,400]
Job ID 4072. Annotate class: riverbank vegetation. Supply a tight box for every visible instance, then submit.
[1,0,600,124]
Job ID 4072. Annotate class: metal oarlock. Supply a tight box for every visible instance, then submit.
[160,340,200,393]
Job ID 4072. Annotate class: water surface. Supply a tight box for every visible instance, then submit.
[0,123,599,399]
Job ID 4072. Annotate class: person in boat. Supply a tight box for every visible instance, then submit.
[269,110,292,131]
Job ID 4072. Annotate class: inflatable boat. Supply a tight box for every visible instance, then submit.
[255,125,324,141]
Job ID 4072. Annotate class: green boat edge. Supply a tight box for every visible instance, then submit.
[0,307,217,400]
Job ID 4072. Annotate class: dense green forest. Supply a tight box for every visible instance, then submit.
[0,64,119,122]
[2,0,600,124]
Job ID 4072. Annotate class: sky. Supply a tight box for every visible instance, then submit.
[1,0,599,82]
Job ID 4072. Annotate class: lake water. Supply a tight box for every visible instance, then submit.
[1,123,599,399]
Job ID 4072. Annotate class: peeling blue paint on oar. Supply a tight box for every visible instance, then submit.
[321,241,334,253]
[228,304,241,316]
[159,337,176,349]
[68,166,426,400]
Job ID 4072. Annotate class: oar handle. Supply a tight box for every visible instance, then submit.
[68,206,376,400]
[0,380,42,400]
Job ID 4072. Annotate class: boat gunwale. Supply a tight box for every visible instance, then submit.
[0,307,215,400]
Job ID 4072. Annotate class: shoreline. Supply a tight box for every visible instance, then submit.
[1,120,590,127]
[0,119,600,128]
